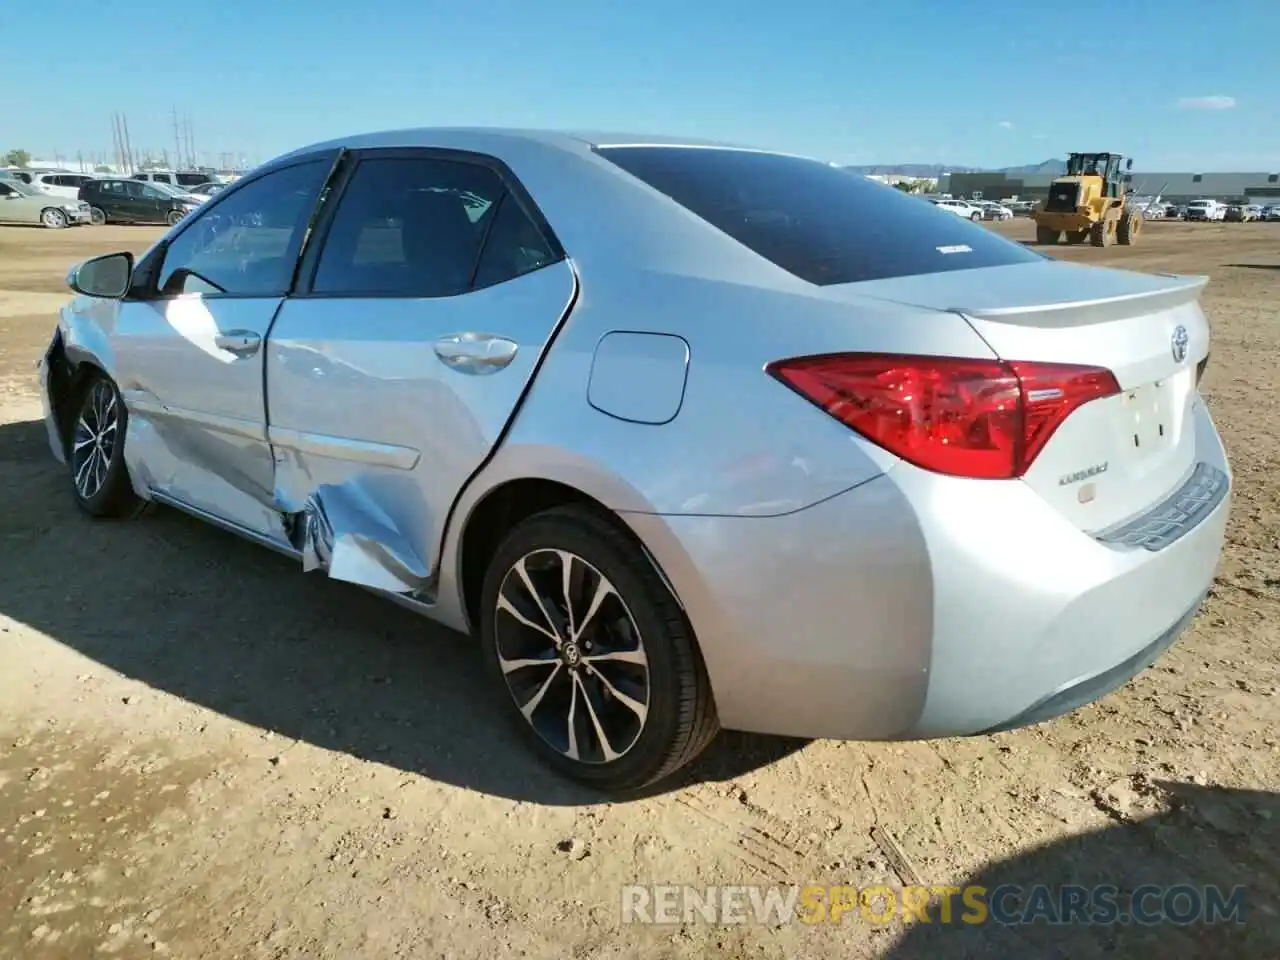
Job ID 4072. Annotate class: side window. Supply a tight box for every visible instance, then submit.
[311,156,504,298]
[471,195,555,290]
[123,181,145,198]
[142,185,169,200]
[157,160,329,298]
[0,183,14,197]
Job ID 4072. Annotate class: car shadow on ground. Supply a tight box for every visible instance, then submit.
[883,782,1280,958]
[0,418,805,804]
[1225,263,1280,271]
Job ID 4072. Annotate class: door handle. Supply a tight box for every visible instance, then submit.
[433,333,518,375]
[214,330,261,357]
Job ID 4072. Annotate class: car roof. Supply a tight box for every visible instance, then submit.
[271,127,811,166]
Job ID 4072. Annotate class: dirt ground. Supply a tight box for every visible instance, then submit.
[1,219,1278,959]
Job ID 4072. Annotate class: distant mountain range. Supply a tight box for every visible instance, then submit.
[842,159,1068,177]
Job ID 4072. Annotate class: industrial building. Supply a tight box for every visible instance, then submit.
[938,170,1280,204]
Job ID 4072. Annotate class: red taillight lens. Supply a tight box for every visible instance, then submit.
[766,353,1120,479]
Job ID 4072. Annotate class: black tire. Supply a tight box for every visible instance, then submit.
[479,505,719,792]
[166,209,185,227]
[1090,220,1111,247]
[66,372,143,519]
[89,206,107,226]
[970,212,982,221]
[1065,229,1089,245]
[1117,212,1140,246]
[1035,225,1061,245]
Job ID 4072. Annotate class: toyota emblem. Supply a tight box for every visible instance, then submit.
[1171,325,1189,364]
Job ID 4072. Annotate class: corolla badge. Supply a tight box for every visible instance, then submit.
[1171,324,1190,364]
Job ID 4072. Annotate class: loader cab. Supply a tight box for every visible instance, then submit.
[1065,152,1130,199]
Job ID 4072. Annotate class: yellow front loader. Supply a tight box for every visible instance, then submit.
[1032,152,1142,247]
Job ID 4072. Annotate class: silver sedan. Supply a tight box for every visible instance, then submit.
[0,178,93,227]
[40,129,1231,790]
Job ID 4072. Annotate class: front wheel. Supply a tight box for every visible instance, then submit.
[166,209,185,226]
[970,212,982,221]
[479,505,718,792]
[41,207,68,229]
[89,206,107,226]
[67,373,143,518]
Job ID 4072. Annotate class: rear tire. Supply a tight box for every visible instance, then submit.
[89,206,107,226]
[1035,226,1061,245]
[165,209,185,227]
[66,373,143,519]
[970,212,982,222]
[479,505,719,792]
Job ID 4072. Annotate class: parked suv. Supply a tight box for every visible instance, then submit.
[79,178,200,226]
[133,170,218,188]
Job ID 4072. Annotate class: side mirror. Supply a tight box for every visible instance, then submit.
[1126,158,1133,170]
[67,251,134,299]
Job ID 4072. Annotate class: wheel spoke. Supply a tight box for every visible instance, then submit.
[518,662,563,720]
[584,647,647,667]
[496,592,560,645]
[74,446,97,492]
[73,418,96,452]
[498,649,559,675]
[585,663,648,722]
[564,673,581,760]
[93,446,108,490]
[572,575,617,643]
[513,556,562,644]
[576,673,620,762]
[556,550,578,639]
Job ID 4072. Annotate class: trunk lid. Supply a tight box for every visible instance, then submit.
[845,260,1211,532]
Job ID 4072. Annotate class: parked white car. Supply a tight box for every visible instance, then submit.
[27,172,101,200]
[1184,199,1226,222]
[978,201,1014,221]
[929,198,984,221]
[1265,205,1280,222]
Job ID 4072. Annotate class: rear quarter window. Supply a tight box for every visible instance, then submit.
[595,146,1042,285]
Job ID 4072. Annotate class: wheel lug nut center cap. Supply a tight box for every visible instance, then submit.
[561,642,582,667]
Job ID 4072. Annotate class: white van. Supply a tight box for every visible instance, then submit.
[1184,199,1226,221]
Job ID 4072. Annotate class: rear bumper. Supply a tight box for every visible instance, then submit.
[630,402,1230,741]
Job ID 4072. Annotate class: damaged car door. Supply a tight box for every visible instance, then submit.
[263,149,575,594]
[113,156,333,534]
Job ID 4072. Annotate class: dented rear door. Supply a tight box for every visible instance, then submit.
[264,149,575,594]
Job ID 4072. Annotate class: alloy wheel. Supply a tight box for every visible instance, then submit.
[71,380,120,501]
[42,208,67,229]
[493,549,650,763]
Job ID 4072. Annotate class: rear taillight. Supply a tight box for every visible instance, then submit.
[766,354,1120,480]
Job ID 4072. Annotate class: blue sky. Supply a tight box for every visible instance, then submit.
[7,0,1278,170]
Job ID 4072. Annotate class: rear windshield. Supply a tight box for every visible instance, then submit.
[595,146,1042,286]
